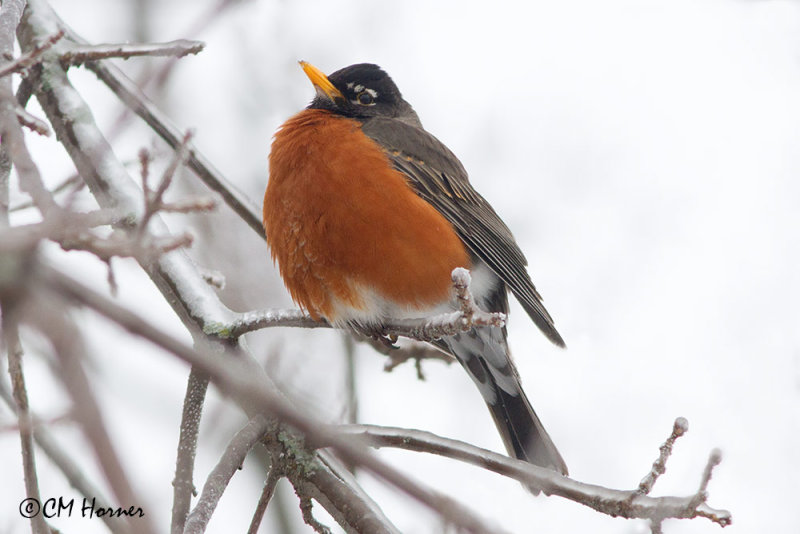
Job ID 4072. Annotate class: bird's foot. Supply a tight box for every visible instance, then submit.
[348,322,398,349]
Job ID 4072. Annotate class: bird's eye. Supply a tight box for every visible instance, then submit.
[356,91,375,106]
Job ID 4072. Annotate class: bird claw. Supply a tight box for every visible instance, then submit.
[349,323,398,349]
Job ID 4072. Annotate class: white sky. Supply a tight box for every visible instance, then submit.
[3,1,799,533]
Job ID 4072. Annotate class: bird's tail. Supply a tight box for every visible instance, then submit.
[443,327,568,476]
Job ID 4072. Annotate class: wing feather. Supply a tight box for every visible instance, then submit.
[361,118,565,347]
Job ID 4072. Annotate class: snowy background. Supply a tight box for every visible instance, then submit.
[2,0,799,533]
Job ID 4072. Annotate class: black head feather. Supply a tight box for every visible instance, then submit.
[309,63,420,126]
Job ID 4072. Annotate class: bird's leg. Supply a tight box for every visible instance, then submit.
[347,322,399,348]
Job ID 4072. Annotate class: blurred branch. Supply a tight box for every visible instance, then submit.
[380,340,454,379]
[84,55,265,235]
[0,5,54,532]
[15,7,408,533]
[114,0,243,138]
[33,260,734,531]
[24,292,157,534]
[13,105,50,135]
[0,0,57,216]
[0,382,131,534]
[11,173,81,212]
[340,423,732,527]
[60,39,204,67]
[50,15,264,236]
[1,316,50,534]
[309,452,401,534]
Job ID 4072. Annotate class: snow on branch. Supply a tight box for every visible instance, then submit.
[382,267,506,341]
[0,29,63,78]
[340,423,732,529]
[223,267,504,342]
[59,39,205,67]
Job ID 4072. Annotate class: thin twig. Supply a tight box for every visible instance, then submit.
[14,105,50,135]
[689,448,723,511]
[0,28,63,78]
[28,296,157,534]
[138,130,194,236]
[247,461,282,534]
[183,416,272,534]
[382,268,506,341]
[2,316,50,534]
[59,39,204,67]
[221,309,329,337]
[0,0,58,215]
[10,173,82,212]
[635,417,689,496]
[171,368,209,534]
[1,8,49,531]
[343,333,358,426]
[80,55,265,236]
[379,340,454,379]
[0,381,132,534]
[104,0,242,148]
[299,497,332,534]
[338,424,732,527]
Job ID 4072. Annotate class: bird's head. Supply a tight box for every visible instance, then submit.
[300,61,420,125]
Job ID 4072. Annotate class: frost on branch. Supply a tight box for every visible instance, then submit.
[221,267,505,345]
[380,267,506,342]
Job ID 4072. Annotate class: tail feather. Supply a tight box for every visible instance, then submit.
[443,327,568,477]
[485,365,568,475]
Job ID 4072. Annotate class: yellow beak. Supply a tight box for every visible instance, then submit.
[299,61,344,102]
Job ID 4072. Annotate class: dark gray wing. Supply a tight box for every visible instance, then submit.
[360,117,565,347]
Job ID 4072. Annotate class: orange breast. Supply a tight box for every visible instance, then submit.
[263,109,470,322]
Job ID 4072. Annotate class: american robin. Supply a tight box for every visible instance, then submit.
[263,61,567,476]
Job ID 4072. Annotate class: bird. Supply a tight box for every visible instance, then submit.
[263,61,568,477]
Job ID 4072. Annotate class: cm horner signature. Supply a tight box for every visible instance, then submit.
[19,497,145,519]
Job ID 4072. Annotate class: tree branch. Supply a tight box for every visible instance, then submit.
[247,459,282,534]
[22,292,157,534]
[0,28,63,78]
[222,268,503,342]
[183,416,272,534]
[634,416,688,497]
[59,39,204,67]
[60,30,264,235]
[171,368,209,534]
[0,0,58,215]
[338,423,731,528]
[1,315,50,534]
[0,380,133,534]
[38,263,508,534]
